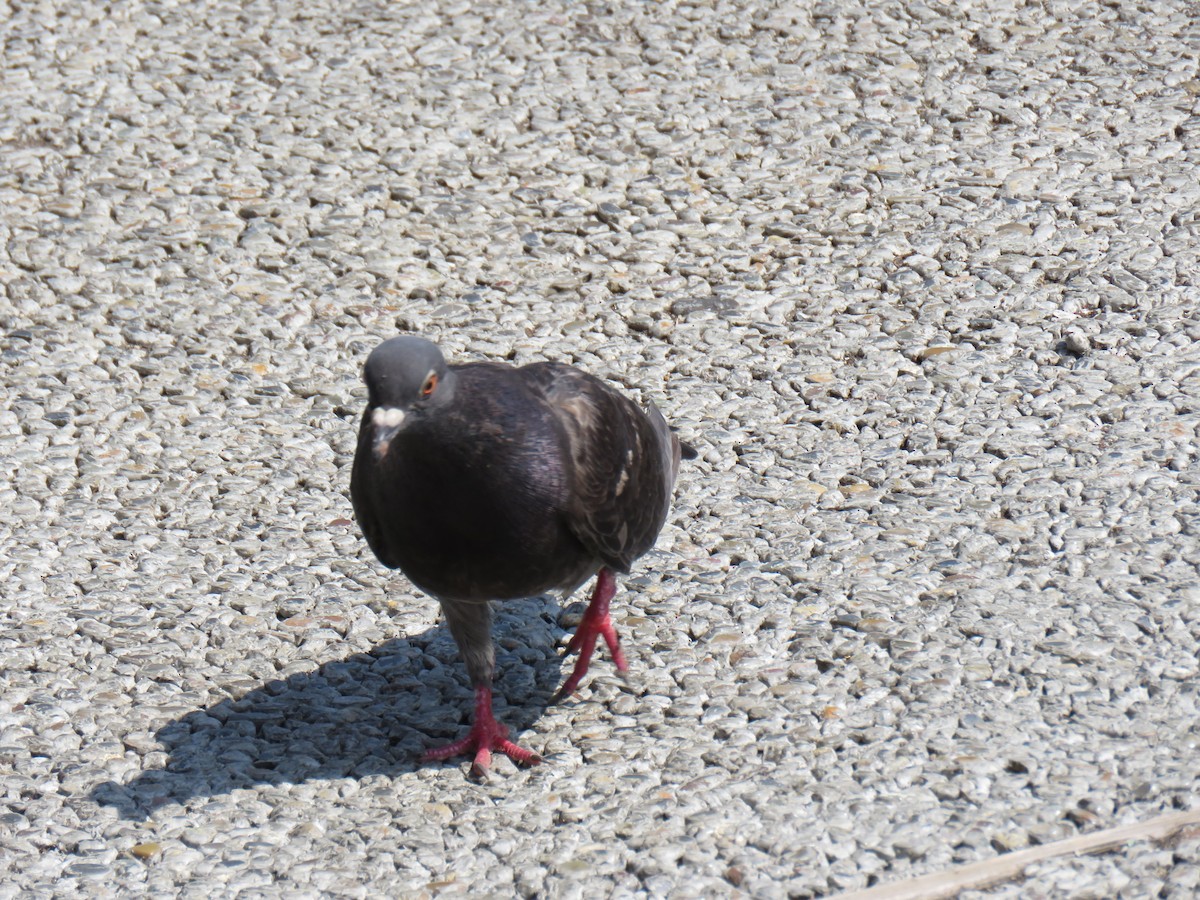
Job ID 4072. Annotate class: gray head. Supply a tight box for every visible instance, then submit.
[362,336,456,456]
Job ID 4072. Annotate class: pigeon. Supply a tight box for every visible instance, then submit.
[350,335,690,775]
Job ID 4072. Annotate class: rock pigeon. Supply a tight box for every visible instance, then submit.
[349,335,689,775]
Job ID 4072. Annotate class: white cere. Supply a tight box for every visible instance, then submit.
[372,407,406,428]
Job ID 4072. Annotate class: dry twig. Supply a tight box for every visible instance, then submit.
[832,808,1200,900]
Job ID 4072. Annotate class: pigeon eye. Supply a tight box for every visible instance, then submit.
[421,373,438,397]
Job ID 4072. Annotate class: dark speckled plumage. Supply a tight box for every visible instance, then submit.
[349,335,688,775]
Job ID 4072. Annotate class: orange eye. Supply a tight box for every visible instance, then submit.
[421,373,438,396]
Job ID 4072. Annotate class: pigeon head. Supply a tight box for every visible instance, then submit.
[362,336,455,458]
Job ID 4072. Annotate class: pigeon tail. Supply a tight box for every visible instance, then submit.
[421,685,542,777]
[554,567,625,702]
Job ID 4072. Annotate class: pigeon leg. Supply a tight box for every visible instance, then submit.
[555,567,626,701]
[421,685,541,776]
[429,598,541,775]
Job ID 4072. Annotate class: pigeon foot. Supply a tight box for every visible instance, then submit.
[554,568,627,701]
[421,686,541,776]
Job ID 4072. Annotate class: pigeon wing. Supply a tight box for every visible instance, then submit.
[522,362,678,573]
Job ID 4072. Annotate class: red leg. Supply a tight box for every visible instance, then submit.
[421,686,541,777]
[554,568,627,701]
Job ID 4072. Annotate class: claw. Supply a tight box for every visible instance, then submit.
[421,686,541,774]
[555,568,625,702]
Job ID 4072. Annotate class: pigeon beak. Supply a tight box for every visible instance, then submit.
[371,407,407,459]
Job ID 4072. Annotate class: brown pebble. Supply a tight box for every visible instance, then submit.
[130,842,161,860]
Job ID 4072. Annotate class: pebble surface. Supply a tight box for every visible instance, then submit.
[2,0,1199,896]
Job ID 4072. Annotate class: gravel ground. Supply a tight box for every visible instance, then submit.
[2,0,1199,896]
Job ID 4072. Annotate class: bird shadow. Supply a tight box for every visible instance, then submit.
[89,597,575,821]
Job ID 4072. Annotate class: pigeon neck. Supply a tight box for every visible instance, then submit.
[432,368,458,406]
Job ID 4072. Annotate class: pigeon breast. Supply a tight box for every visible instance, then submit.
[351,362,599,602]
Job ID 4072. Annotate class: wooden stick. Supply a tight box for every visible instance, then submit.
[832,808,1200,900]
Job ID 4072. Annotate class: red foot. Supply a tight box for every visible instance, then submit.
[554,568,627,701]
[421,686,541,776]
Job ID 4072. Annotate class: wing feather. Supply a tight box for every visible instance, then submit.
[521,362,681,572]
